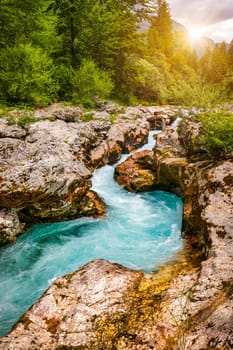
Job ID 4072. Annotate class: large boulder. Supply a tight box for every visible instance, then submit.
[0,112,151,244]
[114,150,156,192]
[0,260,143,350]
[0,119,109,243]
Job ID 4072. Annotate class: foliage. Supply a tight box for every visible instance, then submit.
[80,112,95,122]
[147,0,173,57]
[7,113,37,127]
[71,60,113,103]
[197,111,233,157]
[166,287,193,350]
[127,57,169,102]
[0,44,57,106]
[0,0,233,107]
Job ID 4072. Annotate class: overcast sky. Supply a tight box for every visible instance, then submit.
[167,0,233,42]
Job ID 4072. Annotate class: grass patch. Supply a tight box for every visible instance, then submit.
[80,112,95,122]
[7,113,37,127]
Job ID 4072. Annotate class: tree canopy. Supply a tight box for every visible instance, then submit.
[0,0,233,107]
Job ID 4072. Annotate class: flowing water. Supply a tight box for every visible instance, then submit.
[0,130,183,337]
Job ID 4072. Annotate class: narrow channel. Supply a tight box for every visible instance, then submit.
[0,130,183,337]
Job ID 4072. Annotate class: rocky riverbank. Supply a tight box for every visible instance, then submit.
[0,104,232,349]
[0,103,178,245]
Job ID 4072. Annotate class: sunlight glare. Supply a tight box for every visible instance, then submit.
[188,27,204,41]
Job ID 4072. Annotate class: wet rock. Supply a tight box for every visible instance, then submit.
[0,119,107,233]
[114,150,156,192]
[1,110,232,349]
[90,121,150,167]
[0,209,24,245]
[0,113,150,244]
[112,119,233,349]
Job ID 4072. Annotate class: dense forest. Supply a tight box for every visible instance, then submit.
[0,0,233,107]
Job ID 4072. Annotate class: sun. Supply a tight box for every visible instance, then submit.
[188,27,204,41]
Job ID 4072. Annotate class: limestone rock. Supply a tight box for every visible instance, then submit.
[0,209,24,244]
[114,150,156,192]
[178,119,207,157]
[0,113,150,244]
[0,260,143,350]
[0,119,27,139]
[34,104,84,123]
[112,119,233,349]
[90,121,150,168]
[1,111,232,349]
[0,119,108,235]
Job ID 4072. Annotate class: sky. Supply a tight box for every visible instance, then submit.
[167,0,233,43]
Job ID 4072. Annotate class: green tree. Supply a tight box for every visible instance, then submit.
[147,0,173,57]
[210,42,229,83]
[0,0,45,48]
[72,59,113,102]
[227,40,233,70]
[0,44,57,105]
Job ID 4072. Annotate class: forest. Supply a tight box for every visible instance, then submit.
[0,0,233,108]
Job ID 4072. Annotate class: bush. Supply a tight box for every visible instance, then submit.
[131,58,168,102]
[197,111,233,158]
[52,64,74,101]
[72,60,114,102]
[0,44,57,106]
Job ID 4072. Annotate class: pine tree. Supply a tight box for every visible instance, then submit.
[147,0,173,57]
[210,42,229,83]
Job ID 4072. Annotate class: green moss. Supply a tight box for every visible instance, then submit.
[92,253,195,349]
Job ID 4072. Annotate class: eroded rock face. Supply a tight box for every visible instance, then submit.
[113,119,233,349]
[155,126,233,349]
[114,150,156,192]
[0,108,152,244]
[1,112,232,349]
[0,260,143,350]
[90,121,150,168]
[0,209,24,244]
[0,120,105,227]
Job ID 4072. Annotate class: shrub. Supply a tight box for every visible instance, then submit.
[7,113,37,127]
[0,44,57,106]
[72,60,113,103]
[197,111,233,158]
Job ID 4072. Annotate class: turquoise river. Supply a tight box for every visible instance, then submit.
[0,131,183,337]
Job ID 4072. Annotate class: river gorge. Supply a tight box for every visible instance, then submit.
[0,104,232,350]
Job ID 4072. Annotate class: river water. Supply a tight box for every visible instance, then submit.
[0,130,183,337]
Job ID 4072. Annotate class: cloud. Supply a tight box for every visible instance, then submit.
[167,0,233,42]
[168,0,233,24]
[205,19,233,42]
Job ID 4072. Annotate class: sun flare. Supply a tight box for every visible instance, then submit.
[188,27,204,41]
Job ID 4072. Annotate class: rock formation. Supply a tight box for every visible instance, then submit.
[114,118,233,349]
[1,107,232,349]
[114,150,156,192]
[0,104,171,244]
